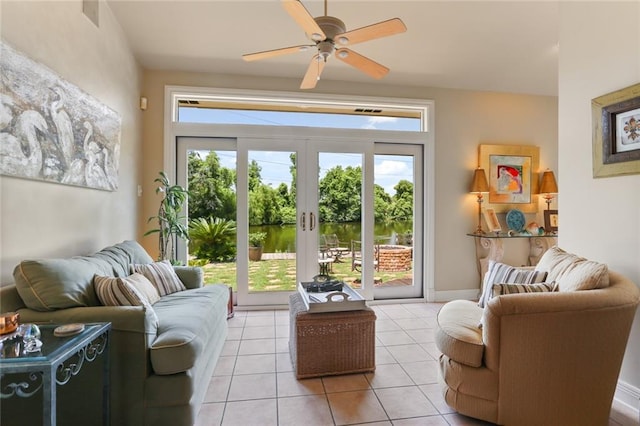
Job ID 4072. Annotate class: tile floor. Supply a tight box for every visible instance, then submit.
[195,302,638,426]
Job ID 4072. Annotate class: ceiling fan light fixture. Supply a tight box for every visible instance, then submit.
[310,32,324,41]
[337,36,349,45]
[337,50,349,59]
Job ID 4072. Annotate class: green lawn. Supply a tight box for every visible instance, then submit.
[197,258,412,291]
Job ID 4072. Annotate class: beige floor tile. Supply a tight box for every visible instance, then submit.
[376,330,414,346]
[278,395,334,426]
[375,346,398,365]
[245,315,275,327]
[275,337,289,353]
[365,363,414,389]
[213,356,236,376]
[195,402,225,426]
[222,398,277,426]
[204,375,231,403]
[226,316,246,328]
[322,373,371,393]
[386,344,429,364]
[376,319,402,332]
[226,327,243,341]
[419,342,441,360]
[275,325,289,338]
[327,390,388,425]
[405,328,435,344]
[242,325,275,339]
[419,384,455,415]
[352,422,391,426]
[393,318,431,330]
[238,338,275,355]
[221,340,240,356]
[245,310,275,317]
[400,360,439,385]
[227,373,276,401]
[276,352,294,372]
[277,371,325,397]
[233,353,276,375]
[391,415,449,425]
[376,306,416,320]
[375,386,439,419]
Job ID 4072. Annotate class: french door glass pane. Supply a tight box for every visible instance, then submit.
[247,150,297,293]
[186,149,237,289]
[317,152,364,288]
[373,154,415,288]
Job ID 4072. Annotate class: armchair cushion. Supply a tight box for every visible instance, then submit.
[535,246,609,291]
[478,261,548,307]
[491,282,557,298]
[435,300,484,367]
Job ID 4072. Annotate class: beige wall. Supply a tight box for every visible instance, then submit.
[559,1,640,397]
[142,71,557,297]
[0,1,143,284]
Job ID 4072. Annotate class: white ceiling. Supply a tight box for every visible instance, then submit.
[107,0,559,96]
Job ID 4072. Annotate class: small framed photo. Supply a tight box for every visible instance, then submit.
[483,208,502,233]
[544,210,558,234]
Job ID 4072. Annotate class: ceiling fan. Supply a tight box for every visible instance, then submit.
[242,0,407,89]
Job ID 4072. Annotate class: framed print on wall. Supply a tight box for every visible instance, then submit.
[478,144,540,213]
[544,209,558,234]
[592,83,640,178]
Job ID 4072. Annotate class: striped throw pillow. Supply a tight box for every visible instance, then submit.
[491,282,557,298]
[478,261,548,308]
[131,260,186,296]
[94,273,158,307]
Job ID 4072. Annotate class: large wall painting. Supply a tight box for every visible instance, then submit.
[0,41,121,191]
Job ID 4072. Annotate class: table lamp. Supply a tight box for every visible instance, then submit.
[539,169,558,211]
[470,168,489,234]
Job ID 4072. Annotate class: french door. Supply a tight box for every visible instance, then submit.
[177,131,424,306]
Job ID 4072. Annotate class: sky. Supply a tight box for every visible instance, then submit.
[183,107,417,195]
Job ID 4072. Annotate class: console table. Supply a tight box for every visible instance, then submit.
[467,233,558,283]
[0,322,111,426]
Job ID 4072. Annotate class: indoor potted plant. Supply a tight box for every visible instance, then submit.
[248,231,267,261]
[145,171,189,264]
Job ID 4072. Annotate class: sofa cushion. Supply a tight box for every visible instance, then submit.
[150,284,229,375]
[13,240,154,312]
[535,246,609,291]
[94,273,160,307]
[132,261,186,296]
[491,282,557,298]
[478,261,548,308]
[435,300,484,368]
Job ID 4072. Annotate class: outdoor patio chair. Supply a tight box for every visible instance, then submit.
[351,240,379,272]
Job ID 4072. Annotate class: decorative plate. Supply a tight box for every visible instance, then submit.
[506,209,526,232]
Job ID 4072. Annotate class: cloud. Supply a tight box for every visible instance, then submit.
[376,159,408,176]
[361,116,399,129]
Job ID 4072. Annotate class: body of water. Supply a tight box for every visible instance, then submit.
[250,221,413,253]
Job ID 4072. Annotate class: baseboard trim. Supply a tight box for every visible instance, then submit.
[614,380,640,422]
[434,289,479,302]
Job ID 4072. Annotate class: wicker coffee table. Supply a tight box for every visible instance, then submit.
[288,292,376,379]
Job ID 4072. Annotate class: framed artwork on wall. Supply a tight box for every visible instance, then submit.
[592,83,640,178]
[478,144,540,213]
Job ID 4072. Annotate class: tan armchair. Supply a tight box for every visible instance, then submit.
[435,269,639,425]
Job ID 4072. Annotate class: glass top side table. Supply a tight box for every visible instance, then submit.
[0,322,111,426]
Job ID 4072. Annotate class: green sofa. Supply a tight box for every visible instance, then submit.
[0,240,229,426]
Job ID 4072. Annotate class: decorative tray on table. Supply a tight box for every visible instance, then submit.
[297,275,366,313]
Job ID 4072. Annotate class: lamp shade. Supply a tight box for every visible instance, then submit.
[470,168,489,193]
[539,169,558,194]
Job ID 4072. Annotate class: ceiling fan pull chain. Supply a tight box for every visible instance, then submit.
[324,0,327,17]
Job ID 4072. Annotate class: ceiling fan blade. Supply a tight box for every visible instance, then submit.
[335,18,406,46]
[335,48,389,79]
[282,0,326,41]
[243,45,311,62]
[300,55,325,89]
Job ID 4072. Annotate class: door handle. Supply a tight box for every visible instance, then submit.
[310,212,315,231]
[300,212,306,231]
